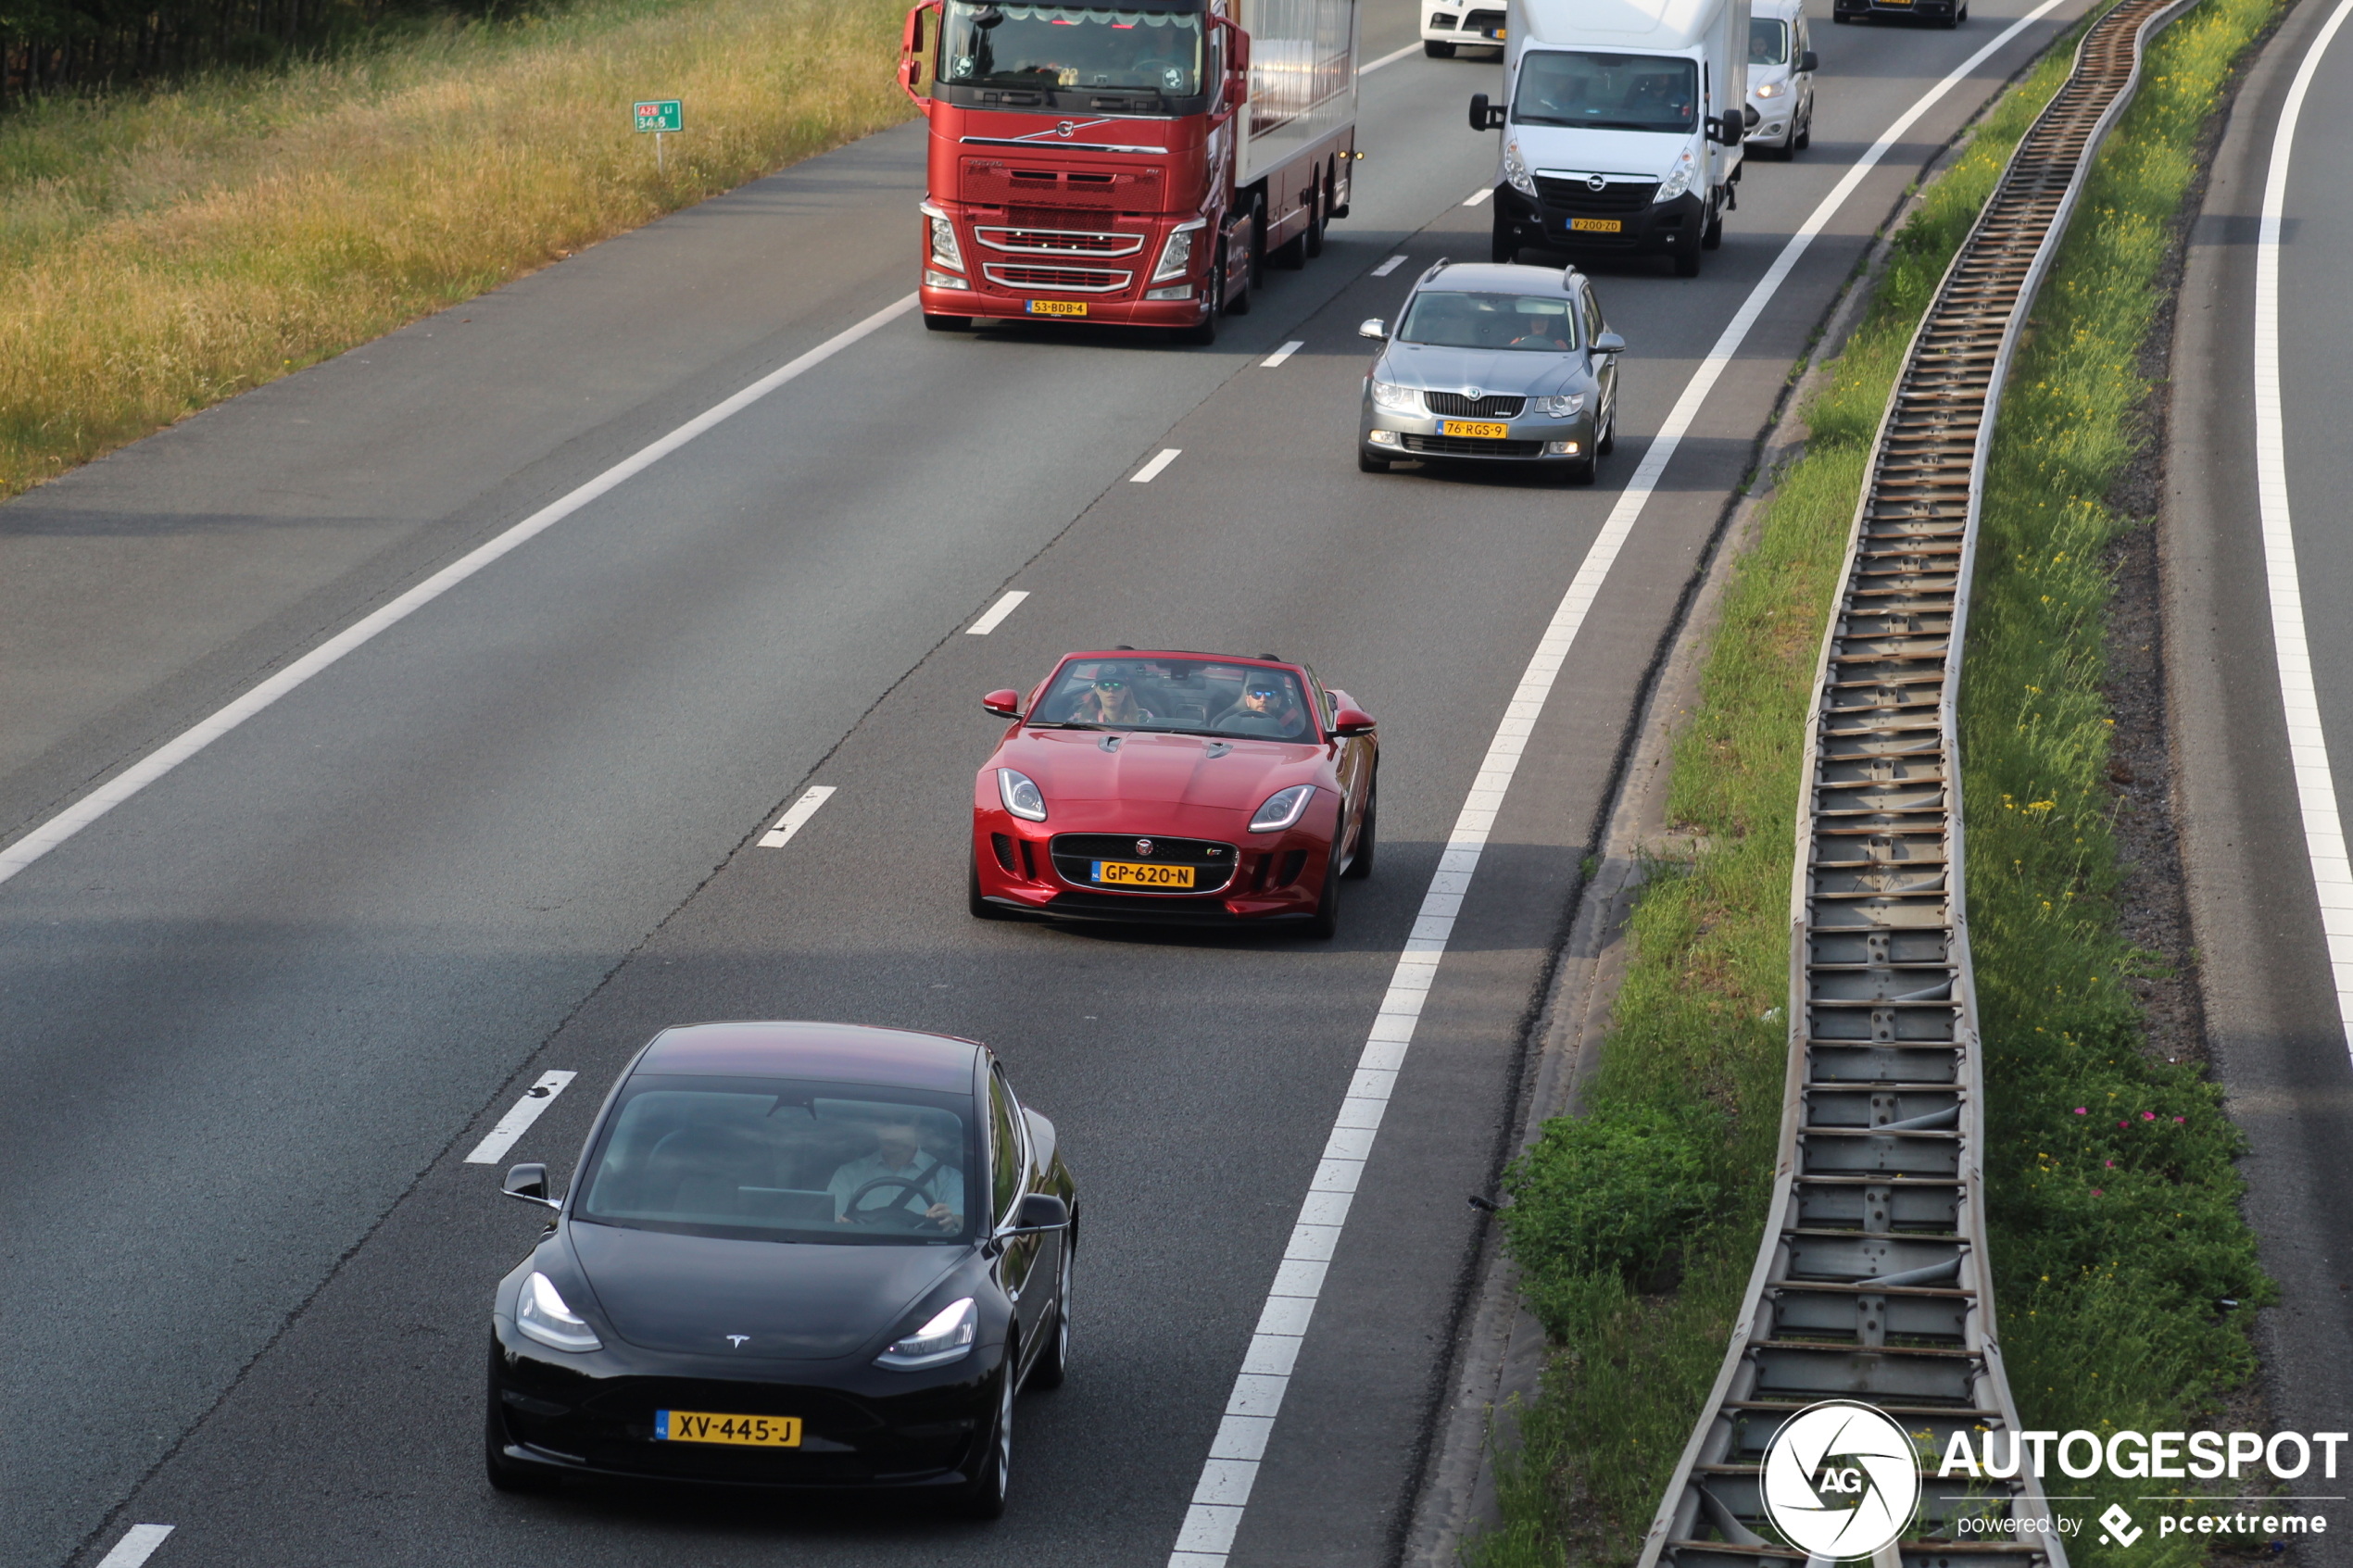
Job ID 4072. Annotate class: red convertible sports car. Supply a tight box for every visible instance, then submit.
[969,650,1378,936]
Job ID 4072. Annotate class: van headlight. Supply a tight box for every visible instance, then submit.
[1502,140,1538,197]
[1655,148,1698,204]
[1370,380,1424,413]
[1153,217,1206,282]
[1754,79,1785,98]
[1543,392,1587,418]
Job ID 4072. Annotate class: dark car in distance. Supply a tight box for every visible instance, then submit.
[484,1022,1076,1516]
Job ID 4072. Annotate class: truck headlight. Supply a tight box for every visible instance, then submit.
[921,203,964,271]
[1543,392,1587,418]
[1369,380,1424,413]
[1502,140,1538,197]
[1153,217,1206,282]
[1655,148,1697,204]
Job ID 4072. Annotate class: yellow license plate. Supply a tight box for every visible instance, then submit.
[1569,217,1623,233]
[1027,299,1088,317]
[1093,859,1195,888]
[656,1411,801,1447]
[1441,420,1510,439]
[1488,25,1505,35]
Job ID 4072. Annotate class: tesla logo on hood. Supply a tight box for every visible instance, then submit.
[725,1335,750,1348]
[1135,838,1153,856]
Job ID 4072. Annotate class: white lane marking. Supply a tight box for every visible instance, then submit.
[0,294,921,892]
[464,1072,580,1165]
[758,784,837,849]
[1164,3,2074,1561]
[96,1524,175,1567]
[1360,40,1423,74]
[1262,341,1306,368]
[2255,0,2353,1048]
[1131,448,1183,483]
[1370,254,1409,277]
[966,590,1030,634]
[1462,186,1494,206]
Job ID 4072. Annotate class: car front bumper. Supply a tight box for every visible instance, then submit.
[1359,396,1598,465]
[1491,183,1706,259]
[1833,0,1958,18]
[972,797,1338,922]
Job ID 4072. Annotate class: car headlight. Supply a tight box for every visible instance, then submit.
[876,1297,977,1370]
[1502,140,1537,197]
[1543,392,1587,418]
[1754,79,1784,99]
[922,204,964,271]
[998,768,1047,822]
[517,1272,602,1353]
[1655,148,1697,204]
[1369,380,1424,413]
[1250,784,1315,833]
[1153,218,1205,282]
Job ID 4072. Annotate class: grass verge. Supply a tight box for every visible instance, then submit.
[0,0,917,499]
[1466,3,2277,1560]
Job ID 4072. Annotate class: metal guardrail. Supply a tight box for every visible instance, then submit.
[1634,2,2196,1563]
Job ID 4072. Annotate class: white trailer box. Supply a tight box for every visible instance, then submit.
[1470,0,1749,276]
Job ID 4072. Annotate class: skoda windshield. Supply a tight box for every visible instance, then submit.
[1397,292,1579,352]
[1511,50,1699,132]
[937,1,1206,106]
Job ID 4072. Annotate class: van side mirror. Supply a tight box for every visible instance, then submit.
[1592,330,1627,355]
[504,1162,560,1211]
[983,688,1022,718]
[1468,93,1505,132]
[1708,110,1744,144]
[1004,1192,1070,1235]
[1799,49,1818,71]
[1331,706,1376,737]
[1358,319,1387,341]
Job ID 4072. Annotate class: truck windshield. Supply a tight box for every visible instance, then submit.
[1511,51,1698,132]
[938,3,1204,96]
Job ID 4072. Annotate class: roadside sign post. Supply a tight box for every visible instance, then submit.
[633,98,683,173]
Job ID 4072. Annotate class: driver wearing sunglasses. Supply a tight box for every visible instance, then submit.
[1066,670,1153,725]
[1214,675,1308,737]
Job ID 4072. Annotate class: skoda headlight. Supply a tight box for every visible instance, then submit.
[1543,391,1587,418]
[997,768,1047,822]
[1655,148,1698,204]
[921,202,964,271]
[1370,380,1424,414]
[1501,139,1537,197]
[1153,217,1206,282]
[516,1272,601,1353]
[876,1297,977,1370]
[1754,79,1785,98]
[1250,784,1315,834]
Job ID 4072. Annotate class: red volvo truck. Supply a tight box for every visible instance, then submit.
[899,0,1360,343]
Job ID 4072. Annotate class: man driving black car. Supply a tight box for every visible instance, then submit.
[829,1119,964,1229]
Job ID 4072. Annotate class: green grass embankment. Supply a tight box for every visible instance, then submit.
[0,0,917,500]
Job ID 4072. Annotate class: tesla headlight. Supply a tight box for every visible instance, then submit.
[876,1297,978,1370]
[1153,217,1206,282]
[1369,380,1424,413]
[1250,784,1315,833]
[1655,148,1698,204]
[516,1272,602,1353]
[1754,79,1785,98]
[922,203,964,271]
[1502,139,1537,197]
[1543,392,1587,418]
[998,768,1047,822]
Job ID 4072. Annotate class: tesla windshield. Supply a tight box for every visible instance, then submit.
[1033,659,1315,738]
[937,2,1204,95]
[1511,50,1699,132]
[577,1075,977,1245]
[1397,292,1579,352]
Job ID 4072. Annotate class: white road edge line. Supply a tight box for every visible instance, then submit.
[1164,4,2073,1561]
[95,1524,174,1567]
[1263,341,1307,368]
[464,1071,580,1165]
[2254,0,2353,1050]
[1461,186,1494,206]
[0,293,922,892]
[1132,448,1183,483]
[1359,40,1422,73]
[967,589,1031,634]
[1371,254,1409,277]
[758,784,838,849]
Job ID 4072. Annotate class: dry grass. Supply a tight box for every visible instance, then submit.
[0,0,918,498]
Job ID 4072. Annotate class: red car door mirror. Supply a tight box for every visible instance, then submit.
[1331,706,1376,736]
[982,688,1023,719]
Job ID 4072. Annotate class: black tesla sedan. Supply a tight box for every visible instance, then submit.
[484,1021,1076,1516]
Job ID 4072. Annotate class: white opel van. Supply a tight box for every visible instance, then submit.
[1471,0,1751,277]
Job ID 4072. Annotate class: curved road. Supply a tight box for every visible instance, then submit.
[0,2,2101,1562]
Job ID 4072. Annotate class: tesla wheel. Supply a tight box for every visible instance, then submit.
[1358,449,1390,472]
[970,853,1010,920]
[1425,38,1455,56]
[923,313,970,332]
[1342,781,1377,880]
[963,1361,1015,1518]
[1031,1247,1072,1389]
[1307,854,1341,939]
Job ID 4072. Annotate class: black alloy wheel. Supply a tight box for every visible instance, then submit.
[1425,37,1455,55]
[1031,1245,1072,1389]
[963,1359,1016,1518]
[1307,851,1341,939]
[1342,778,1377,880]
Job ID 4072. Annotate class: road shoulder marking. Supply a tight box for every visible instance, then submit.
[1132,448,1183,483]
[759,784,837,849]
[96,1524,174,1567]
[967,590,1030,634]
[464,1071,579,1165]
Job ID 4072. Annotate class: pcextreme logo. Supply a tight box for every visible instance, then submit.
[1761,1400,1923,1560]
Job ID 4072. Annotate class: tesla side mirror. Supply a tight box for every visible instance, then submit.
[1331,706,1376,736]
[1592,331,1627,355]
[1004,1192,1070,1235]
[982,688,1022,718]
[503,1162,560,1210]
[1799,49,1818,71]
[1358,319,1387,340]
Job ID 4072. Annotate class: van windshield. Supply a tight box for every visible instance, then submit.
[1511,50,1698,132]
[1748,19,1789,65]
[937,2,1204,96]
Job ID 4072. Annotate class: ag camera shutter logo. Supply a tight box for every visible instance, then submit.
[1761,1399,1922,1559]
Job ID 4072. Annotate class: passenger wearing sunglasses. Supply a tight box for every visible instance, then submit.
[1065,671,1153,725]
[1214,677,1309,738]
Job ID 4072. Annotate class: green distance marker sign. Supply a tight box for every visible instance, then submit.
[634,99,683,132]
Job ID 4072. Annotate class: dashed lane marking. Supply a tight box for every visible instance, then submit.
[1370,255,1409,277]
[1359,40,1421,73]
[1461,187,1493,206]
[1262,342,1306,368]
[966,590,1030,634]
[759,784,837,849]
[1131,448,1182,483]
[464,1072,579,1165]
[96,1525,174,1567]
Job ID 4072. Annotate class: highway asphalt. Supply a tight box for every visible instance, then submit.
[2168,3,2353,1561]
[0,1,2104,1562]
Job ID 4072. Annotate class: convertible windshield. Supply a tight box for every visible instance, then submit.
[578,1075,977,1245]
[937,2,1204,95]
[1397,291,1579,352]
[1511,50,1698,132]
[1036,658,1316,739]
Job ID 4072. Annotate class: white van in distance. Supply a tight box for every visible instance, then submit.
[1744,0,1818,157]
[1471,0,1751,277]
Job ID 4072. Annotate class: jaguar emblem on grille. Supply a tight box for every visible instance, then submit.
[1135,838,1153,856]
[1587,173,1608,192]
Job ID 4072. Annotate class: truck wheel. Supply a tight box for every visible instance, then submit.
[1491,208,1517,266]
[1180,264,1222,345]
[1701,209,1724,251]
[1425,38,1455,56]
[1674,245,1701,278]
[1248,193,1268,289]
[924,314,970,332]
[1227,221,1253,316]
[1303,178,1327,259]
